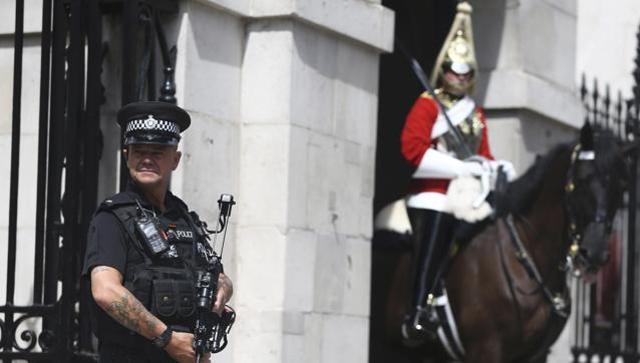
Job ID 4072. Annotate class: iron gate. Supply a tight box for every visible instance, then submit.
[571,24,640,363]
[0,0,179,361]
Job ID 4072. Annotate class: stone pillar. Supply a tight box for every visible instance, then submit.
[473,0,582,172]
[171,1,393,362]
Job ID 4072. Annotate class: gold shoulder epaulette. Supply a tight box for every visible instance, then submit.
[419,91,433,99]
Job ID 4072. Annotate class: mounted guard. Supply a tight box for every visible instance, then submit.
[399,1,516,345]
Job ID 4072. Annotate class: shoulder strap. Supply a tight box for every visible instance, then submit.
[169,195,209,243]
[100,200,153,265]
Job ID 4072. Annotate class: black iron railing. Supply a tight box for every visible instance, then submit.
[0,0,179,361]
[571,22,640,363]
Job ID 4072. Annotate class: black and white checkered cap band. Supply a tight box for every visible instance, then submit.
[125,115,180,135]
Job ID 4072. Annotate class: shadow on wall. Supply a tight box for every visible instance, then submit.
[472,0,506,104]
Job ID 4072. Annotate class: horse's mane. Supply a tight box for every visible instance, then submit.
[505,126,625,215]
[454,143,572,243]
[504,143,572,215]
[454,126,626,243]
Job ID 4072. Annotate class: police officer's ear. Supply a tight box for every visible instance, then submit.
[171,149,181,170]
[122,147,129,161]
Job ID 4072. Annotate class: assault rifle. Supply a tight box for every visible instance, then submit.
[193,194,237,362]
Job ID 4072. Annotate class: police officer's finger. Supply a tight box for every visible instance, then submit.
[166,332,195,363]
[213,288,227,315]
[213,298,223,315]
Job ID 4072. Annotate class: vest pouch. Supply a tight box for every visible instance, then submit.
[152,279,177,318]
[125,268,153,309]
[176,280,196,319]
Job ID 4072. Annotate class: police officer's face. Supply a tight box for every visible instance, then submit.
[124,144,181,188]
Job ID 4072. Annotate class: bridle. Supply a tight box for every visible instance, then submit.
[564,143,611,271]
[500,142,602,318]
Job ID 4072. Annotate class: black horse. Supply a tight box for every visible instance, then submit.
[370,123,631,363]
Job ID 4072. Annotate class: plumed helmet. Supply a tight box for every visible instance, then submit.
[430,1,478,93]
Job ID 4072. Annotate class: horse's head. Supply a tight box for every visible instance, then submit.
[566,123,630,272]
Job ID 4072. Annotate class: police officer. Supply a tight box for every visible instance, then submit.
[83,101,233,363]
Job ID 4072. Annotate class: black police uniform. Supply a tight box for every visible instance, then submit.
[83,181,213,362]
[82,101,209,362]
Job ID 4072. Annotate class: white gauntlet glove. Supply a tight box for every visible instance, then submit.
[412,149,490,179]
[488,159,517,189]
[458,160,487,177]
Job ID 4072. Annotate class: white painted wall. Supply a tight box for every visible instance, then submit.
[576,0,640,98]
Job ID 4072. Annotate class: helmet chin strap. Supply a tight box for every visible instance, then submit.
[441,76,474,96]
[441,84,468,98]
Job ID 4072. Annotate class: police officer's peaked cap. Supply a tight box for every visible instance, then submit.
[117,101,191,146]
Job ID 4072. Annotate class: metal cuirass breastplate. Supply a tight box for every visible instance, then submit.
[434,93,484,159]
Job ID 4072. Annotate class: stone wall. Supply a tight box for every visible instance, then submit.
[473,0,582,172]
[159,1,393,362]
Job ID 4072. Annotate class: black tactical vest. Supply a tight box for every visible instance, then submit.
[96,191,212,339]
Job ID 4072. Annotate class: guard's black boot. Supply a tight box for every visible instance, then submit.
[402,209,455,346]
[401,296,439,346]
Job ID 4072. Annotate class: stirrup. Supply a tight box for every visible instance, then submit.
[401,303,439,346]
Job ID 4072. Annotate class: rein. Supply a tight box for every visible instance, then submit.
[503,214,570,318]
[564,143,598,265]
[497,143,591,319]
[495,213,571,363]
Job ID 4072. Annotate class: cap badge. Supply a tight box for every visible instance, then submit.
[144,115,158,129]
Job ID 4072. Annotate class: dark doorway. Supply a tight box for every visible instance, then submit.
[370,2,456,362]
[374,0,457,214]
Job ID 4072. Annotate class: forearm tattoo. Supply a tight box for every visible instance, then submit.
[106,290,158,335]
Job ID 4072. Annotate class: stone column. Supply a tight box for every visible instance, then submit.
[473,0,582,171]
[171,1,393,362]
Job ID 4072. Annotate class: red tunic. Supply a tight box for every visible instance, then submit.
[401,94,494,196]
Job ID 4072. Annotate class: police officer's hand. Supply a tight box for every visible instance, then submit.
[213,273,233,315]
[164,331,195,363]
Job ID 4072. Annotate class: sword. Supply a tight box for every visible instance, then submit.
[396,40,474,159]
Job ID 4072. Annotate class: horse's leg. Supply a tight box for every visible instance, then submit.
[464,337,504,363]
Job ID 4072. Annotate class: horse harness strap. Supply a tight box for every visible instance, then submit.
[504,214,570,318]
[565,143,597,261]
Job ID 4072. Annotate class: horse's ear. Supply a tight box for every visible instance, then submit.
[580,122,594,150]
